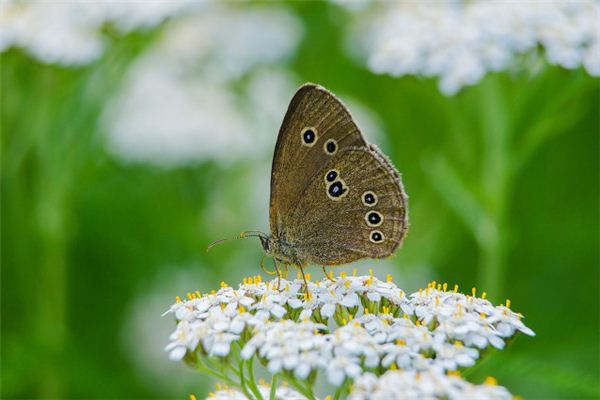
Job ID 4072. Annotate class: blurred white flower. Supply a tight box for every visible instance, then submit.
[103,6,303,166]
[0,0,199,65]
[121,266,212,393]
[430,339,479,371]
[326,354,363,386]
[343,0,600,95]
[331,323,379,369]
[350,370,513,400]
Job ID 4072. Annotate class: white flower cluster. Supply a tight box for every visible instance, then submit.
[0,0,199,65]
[103,6,302,166]
[165,272,534,397]
[206,382,305,400]
[344,1,600,95]
[350,370,512,400]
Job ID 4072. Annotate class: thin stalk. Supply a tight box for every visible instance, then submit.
[286,375,317,400]
[333,382,346,400]
[245,358,265,400]
[238,359,257,400]
[197,358,240,390]
[478,76,510,299]
[269,374,278,400]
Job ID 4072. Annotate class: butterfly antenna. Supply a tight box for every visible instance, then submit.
[207,231,266,251]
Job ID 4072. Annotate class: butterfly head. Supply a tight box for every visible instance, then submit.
[259,235,271,253]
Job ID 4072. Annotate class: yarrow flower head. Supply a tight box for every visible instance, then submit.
[0,0,199,66]
[164,272,534,399]
[341,0,600,95]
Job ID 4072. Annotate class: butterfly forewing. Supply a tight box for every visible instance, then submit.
[269,83,408,266]
[269,84,367,238]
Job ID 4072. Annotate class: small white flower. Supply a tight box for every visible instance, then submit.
[488,306,535,337]
[356,312,394,343]
[331,323,380,368]
[380,341,422,369]
[203,331,239,357]
[273,279,304,309]
[326,354,363,386]
[431,340,479,371]
[219,288,256,309]
[320,301,337,319]
[165,319,196,361]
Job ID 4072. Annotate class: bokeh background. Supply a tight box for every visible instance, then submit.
[1,1,598,399]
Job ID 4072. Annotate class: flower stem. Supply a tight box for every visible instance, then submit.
[245,358,264,400]
[197,358,240,390]
[269,374,278,400]
[286,375,317,400]
[238,359,257,400]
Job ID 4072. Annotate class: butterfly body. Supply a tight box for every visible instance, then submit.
[263,83,409,269]
[260,235,304,266]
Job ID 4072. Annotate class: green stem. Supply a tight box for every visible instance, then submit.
[245,358,264,400]
[35,177,71,398]
[228,344,255,399]
[286,375,316,400]
[333,383,345,400]
[269,374,278,400]
[238,359,257,400]
[477,76,510,299]
[197,358,240,390]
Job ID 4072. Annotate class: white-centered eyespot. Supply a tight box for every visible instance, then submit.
[326,179,349,201]
[301,127,318,147]
[324,169,339,183]
[365,211,383,227]
[362,191,378,207]
[370,230,384,243]
[324,138,338,155]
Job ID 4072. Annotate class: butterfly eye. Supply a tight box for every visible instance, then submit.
[301,127,318,147]
[327,180,348,200]
[324,169,338,183]
[370,230,384,243]
[362,191,378,206]
[324,139,338,155]
[365,211,383,227]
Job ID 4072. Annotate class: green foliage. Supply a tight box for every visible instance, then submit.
[1,3,598,399]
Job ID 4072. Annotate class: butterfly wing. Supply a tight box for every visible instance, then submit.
[269,83,367,238]
[287,145,408,265]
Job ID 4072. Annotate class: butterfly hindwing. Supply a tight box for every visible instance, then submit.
[286,145,408,265]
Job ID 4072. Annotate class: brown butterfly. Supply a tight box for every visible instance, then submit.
[210,83,408,284]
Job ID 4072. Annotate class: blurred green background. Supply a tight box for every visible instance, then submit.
[1,1,598,399]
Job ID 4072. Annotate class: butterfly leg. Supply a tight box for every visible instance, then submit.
[272,258,282,290]
[297,264,310,295]
[260,253,277,276]
[322,266,335,282]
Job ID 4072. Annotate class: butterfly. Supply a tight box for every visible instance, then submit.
[210,83,408,284]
